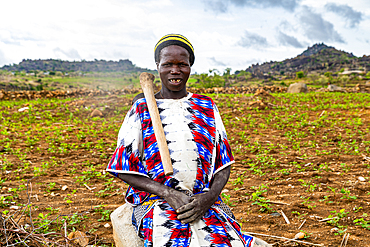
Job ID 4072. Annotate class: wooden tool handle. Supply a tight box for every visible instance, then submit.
[139,72,173,176]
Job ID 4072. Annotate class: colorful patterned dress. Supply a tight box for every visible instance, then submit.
[107,93,255,247]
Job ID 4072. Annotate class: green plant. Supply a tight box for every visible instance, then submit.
[327,209,349,235]
[354,218,370,230]
[300,196,316,210]
[250,184,272,212]
[340,188,357,200]
[221,193,236,207]
[35,212,52,233]
[46,182,57,193]
[291,211,308,219]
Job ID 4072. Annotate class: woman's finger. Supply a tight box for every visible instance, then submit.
[181,213,201,224]
[176,200,195,213]
[177,208,197,220]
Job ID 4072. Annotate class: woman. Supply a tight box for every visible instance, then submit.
[107,34,269,247]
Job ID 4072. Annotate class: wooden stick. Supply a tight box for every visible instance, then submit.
[244,232,324,246]
[344,233,349,247]
[298,219,306,230]
[140,72,173,175]
[64,221,68,246]
[83,184,92,191]
[269,201,290,205]
[319,217,338,222]
[280,210,290,225]
[340,233,349,247]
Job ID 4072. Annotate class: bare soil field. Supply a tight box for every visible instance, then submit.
[1,91,370,246]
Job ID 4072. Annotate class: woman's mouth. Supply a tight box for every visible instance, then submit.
[169,79,182,85]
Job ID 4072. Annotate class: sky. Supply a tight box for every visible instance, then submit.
[0,0,369,74]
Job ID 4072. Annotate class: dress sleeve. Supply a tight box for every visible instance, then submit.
[106,101,150,205]
[106,102,148,177]
[213,103,234,175]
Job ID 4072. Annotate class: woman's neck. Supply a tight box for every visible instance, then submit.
[158,88,188,99]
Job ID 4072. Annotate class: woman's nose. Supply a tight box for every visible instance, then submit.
[170,65,180,74]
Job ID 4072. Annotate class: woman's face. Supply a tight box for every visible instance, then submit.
[157,45,191,98]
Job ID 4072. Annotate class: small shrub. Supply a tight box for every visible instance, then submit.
[296,71,305,79]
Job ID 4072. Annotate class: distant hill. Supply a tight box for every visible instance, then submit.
[0,59,156,73]
[244,43,370,79]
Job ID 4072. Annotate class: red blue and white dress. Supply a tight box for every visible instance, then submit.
[107,93,255,247]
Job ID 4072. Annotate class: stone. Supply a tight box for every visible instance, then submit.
[328,84,345,92]
[270,212,281,217]
[253,237,272,246]
[358,176,366,182]
[18,107,29,112]
[294,232,305,239]
[111,204,143,247]
[62,185,68,191]
[90,109,103,117]
[287,83,307,93]
[68,231,89,246]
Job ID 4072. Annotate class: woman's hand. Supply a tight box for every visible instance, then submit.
[118,173,191,210]
[175,166,231,224]
[163,189,192,211]
[176,191,218,224]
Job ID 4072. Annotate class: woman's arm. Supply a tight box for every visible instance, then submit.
[176,165,231,223]
[118,173,191,210]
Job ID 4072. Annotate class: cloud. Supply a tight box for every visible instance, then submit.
[279,20,296,32]
[203,0,300,13]
[209,57,226,66]
[299,6,344,43]
[276,31,304,48]
[53,48,81,60]
[203,0,228,13]
[237,31,268,49]
[0,49,8,66]
[325,3,363,28]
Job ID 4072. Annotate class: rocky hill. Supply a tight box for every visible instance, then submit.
[0,59,155,73]
[244,43,370,79]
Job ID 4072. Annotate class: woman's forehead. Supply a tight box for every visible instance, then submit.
[160,45,190,61]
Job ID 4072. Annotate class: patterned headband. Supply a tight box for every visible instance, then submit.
[154,34,195,66]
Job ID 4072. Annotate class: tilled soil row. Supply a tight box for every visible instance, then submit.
[1,83,368,101]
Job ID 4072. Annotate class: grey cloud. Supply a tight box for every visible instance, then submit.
[238,31,268,49]
[299,6,344,43]
[203,0,228,13]
[325,3,363,28]
[53,48,81,60]
[279,20,296,32]
[203,0,300,13]
[276,31,304,48]
[209,57,226,66]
